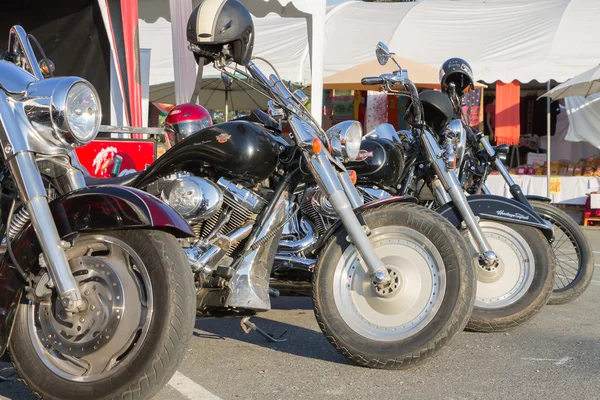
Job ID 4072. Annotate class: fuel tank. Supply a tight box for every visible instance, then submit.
[345,138,405,187]
[134,121,283,188]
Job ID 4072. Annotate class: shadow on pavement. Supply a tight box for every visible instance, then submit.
[193,297,351,366]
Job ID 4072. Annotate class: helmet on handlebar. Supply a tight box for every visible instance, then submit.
[186,0,255,66]
[439,58,474,95]
[164,103,213,148]
[419,90,454,134]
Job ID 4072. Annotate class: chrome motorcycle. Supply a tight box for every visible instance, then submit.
[0,27,197,399]
[82,49,477,367]
[277,43,556,333]
[362,43,557,332]
[446,90,594,306]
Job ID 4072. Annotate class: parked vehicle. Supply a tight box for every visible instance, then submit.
[442,72,594,306]
[0,26,196,399]
[270,43,555,332]
[82,0,477,369]
[358,44,557,331]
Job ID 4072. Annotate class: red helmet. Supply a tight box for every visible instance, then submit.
[164,103,212,148]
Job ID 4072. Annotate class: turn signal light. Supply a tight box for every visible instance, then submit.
[348,170,357,184]
[312,138,323,154]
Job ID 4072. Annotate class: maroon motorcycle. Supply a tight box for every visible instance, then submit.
[0,26,196,399]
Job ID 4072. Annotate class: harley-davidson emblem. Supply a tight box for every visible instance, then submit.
[356,150,374,161]
[216,133,231,143]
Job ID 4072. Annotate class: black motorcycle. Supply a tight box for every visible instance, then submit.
[81,49,478,368]
[0,26,197,399]
[274,42,556,333]
[358,43,558,332]
[446,93,594,306]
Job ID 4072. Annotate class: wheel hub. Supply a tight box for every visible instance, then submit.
[39,257,124,358]
[372,268,402,297]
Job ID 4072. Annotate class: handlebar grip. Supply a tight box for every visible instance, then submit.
[361,77,384,86]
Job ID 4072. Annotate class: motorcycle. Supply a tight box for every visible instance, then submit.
[275,42,555,333]
[0,26,197,399]
[361,43,558,332]
[81,47,477,368]
[446,90,594,306]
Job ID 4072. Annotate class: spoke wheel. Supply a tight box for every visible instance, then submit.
[27,235,153,382]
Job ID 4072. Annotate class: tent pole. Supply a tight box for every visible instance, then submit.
[546,80,551,198]
[225,89,229,122]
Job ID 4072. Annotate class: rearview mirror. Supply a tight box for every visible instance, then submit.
[376,42,391,66]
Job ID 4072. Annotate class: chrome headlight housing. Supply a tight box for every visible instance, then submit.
[325,120,363,161]
[26,77,102,148]
[445,119,466,168]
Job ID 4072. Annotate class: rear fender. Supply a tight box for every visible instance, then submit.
[436,194,553,241]
[0,185,193,356]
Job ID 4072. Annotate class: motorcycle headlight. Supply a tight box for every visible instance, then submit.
[325,120,363,161]
[54,81,101,146]
[63,82,101,144]
[26,77,102,148]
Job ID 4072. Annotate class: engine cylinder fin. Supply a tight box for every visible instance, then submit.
[300,192,327,235]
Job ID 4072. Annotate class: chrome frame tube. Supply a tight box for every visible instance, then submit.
[8,152,83,311]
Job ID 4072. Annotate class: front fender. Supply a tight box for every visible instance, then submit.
[436,194,553,241]
[311,196,418,254]
[0,185,193,356]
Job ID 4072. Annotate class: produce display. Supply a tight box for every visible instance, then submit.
[509,154,600,176]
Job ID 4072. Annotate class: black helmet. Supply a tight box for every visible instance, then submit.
[439,58,474,95]
[419,90,454,133]
[187,0,254,66]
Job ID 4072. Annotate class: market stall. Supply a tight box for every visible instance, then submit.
[486,174,600,205]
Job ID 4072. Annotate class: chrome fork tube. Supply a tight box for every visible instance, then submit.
[420,131,498,267]
[8,152,83,311]
[430,178,451,205]
[306,151,389,282]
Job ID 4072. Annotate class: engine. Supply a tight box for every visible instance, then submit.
[159,175,267,272]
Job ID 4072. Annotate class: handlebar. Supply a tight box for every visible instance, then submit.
[361,77,384,86]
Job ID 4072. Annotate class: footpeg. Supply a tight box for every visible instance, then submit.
[240,317,287,343]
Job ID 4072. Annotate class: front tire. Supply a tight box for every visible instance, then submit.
[9,230,196,400]
[530,201,594,305]
[313,203,475,369]
[466,221,554,332]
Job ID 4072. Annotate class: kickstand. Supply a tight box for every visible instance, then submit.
[240,317,287,343]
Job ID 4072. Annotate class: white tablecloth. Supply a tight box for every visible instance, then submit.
[486,174,600,205]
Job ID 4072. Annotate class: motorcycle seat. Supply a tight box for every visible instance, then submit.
[84,172,140,187]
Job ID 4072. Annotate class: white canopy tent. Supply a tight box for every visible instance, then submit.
[320,0,600,84]
[139,0,325,124]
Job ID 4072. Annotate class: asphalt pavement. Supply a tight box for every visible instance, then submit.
[1,229,599,400]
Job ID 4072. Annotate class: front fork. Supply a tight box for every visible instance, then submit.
[421,131,499,270]
[306,150,391,283]
[476,133,533,208]
[7,151,86,312]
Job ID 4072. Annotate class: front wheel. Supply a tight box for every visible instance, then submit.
[530,200,594,305]
[466,221,554,332]
[313,203,475,369]
[9,230,196,400]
